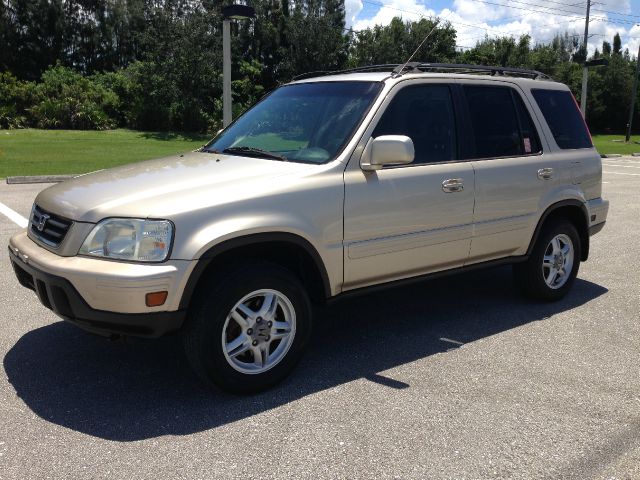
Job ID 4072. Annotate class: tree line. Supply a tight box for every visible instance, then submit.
[0,0,638,133]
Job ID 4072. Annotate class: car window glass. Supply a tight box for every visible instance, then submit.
[205,81,382,164]
[531,89,592,149]
[373,85,457,164]
[513,93,542,154]
[463,85,523,159]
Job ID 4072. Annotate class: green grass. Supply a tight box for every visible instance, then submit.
[0,129,211,178]
[2,130,639,178]
[592,134,640,155]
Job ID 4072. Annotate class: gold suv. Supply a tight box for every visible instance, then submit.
[9,63,609,393]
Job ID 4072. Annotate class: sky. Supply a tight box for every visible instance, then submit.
[344,0,640,58]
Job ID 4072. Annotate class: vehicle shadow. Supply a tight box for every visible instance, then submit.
[3,266,607,441]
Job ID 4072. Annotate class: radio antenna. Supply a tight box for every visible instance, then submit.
[394,19,440,76]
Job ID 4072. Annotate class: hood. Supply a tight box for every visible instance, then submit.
[35,151,316,223]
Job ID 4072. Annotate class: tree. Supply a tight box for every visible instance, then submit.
[349,17,456,67]
[613,33,622,55]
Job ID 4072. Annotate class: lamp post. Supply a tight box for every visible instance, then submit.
[221,3,255,128]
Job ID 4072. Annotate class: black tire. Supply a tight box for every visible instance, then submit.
[182,262,312,394]
[514,219,581,301]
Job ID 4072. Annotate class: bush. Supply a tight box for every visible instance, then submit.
[30,65,118,130]
[0,72,35,129]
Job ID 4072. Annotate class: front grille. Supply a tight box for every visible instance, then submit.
[29,204,73,248]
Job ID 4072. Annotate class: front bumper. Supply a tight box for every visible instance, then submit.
[9,232,194,337]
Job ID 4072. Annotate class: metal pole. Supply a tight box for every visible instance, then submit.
[625,42,640,143]
[223,18,232,128]
[580,0,591,118]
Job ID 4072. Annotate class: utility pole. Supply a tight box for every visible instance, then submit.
[625,41,640,143]
[580,0,591,118]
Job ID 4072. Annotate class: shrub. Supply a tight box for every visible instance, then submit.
[0,72,35,129]
[30,65,117,130]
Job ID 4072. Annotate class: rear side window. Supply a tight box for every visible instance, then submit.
[463,85,540,159]
[531,89,592,149]
[373,84,457,164]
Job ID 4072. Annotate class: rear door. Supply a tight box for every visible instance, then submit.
[461,81,572,263]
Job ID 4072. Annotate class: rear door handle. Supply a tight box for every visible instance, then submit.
[537,168,554,180]
[442,178,464,193]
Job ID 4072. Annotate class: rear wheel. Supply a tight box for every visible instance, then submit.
[514,219,581,301]
[183,262,312,393]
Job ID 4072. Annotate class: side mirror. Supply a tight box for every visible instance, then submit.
[360,135,415,171]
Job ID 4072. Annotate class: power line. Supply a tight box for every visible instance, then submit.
[359,0,552,35]
[354,0,640,46]
[360,0,640,42]
[463,0,639,26]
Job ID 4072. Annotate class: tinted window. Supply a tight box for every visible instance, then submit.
[513,93,542,154]
[205,81,382,164]
[464,85,523,158]
[373,85,456,164]
[531,89,592,149]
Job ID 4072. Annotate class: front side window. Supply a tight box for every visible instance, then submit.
[373,84,457,164]
[464,85,540,159]
[204,81,383,164]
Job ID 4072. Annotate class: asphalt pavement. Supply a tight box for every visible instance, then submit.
[0,158,639,479]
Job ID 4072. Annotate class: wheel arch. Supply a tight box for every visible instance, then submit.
[179,233,332,310]
[527,200,590,261]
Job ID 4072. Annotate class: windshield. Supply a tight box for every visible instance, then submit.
[204,81,383,164]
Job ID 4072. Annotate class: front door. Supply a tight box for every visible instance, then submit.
[343,82,475,291]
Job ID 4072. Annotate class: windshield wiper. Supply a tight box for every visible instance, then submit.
[223,146,288,161]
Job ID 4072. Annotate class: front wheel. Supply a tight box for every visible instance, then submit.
[182,262,312,394]
[514,219,581,301]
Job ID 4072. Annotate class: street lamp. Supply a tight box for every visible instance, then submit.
[222,2,256,128]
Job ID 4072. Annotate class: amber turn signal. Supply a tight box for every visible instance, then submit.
[145,291,168,307]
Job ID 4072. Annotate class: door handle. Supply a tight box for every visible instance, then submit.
[537,168,554,180]
[442,178,464,193]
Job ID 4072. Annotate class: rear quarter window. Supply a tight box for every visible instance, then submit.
[531,89,592,149]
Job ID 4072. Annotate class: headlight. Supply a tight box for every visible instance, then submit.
[79,219,173,262]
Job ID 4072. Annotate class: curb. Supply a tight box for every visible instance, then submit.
[633,152,640,157]
[600,154,622,158]
[6,174,78,184]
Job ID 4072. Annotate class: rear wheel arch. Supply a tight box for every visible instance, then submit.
[179,233,331,310]
[528,200,590,261]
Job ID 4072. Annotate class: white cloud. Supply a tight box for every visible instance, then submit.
[623,24,640,58]
[345,0,364,28]
[353,0,437,31]
[351,0,639,56]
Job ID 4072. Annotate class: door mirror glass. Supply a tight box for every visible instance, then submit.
[361,135,415,171]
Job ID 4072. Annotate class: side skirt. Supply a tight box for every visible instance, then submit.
[328,255,528,303]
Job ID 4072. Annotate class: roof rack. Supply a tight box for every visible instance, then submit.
[292,62,551,81]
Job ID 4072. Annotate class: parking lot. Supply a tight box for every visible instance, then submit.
[0,157,639,480]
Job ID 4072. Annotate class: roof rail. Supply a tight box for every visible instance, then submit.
[292,64,400,81]
[394,62,551,80]
[293,62,551,81]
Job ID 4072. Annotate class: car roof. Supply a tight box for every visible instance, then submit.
[291,71,566,92]
[289,63,565,90]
